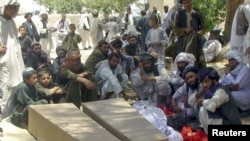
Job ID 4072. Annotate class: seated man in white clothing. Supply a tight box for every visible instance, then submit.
[94,52,128,100]
[202,28,222,63]
[220,50,250,112]
[130,52,172,105]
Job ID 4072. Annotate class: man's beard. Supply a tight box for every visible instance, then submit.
[187,78,199,90]
[144,65,154,73]
[110,64,117,70]
[103,52,109,58]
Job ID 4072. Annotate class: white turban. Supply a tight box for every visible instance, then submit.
[172,52,196,74]
[226,50,244,63]
[0,0,20,15]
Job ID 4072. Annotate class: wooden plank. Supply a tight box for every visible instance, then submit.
[28,103,119,141]
[82,98,168,141]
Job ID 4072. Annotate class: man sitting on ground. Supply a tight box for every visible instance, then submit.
[94,52,128,100]
[85,40,110,74]
[220,50,250,112]
[189,67,241,134]
[171,52,197,92]
[130,52,172,105]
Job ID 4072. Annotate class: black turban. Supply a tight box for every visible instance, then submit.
[111,39,123,49]
[24,12,32,18]
[182,65,199,78]
[56,46,67,54]
[139,53,155,63]
[198,67,220,82]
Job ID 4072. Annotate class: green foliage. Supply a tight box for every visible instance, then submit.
[36,0,226,31]
[36,0,83,13]
[82,0,137,14]
[193,0,226,31]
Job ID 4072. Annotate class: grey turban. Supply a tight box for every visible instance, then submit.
[226,50,244,63]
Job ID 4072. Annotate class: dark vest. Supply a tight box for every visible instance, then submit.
[176,9,206,52]
[177,9,201,32]
[40,20,48,38]
[204,84,241,125]
[153,64,159,76]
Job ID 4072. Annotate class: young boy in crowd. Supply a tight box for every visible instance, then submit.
[36,69,65,103]
[10,67,48,128]
[145,14,168,65]
[21,47,28,68]
[18,25,33,51]
[53,46,67,74]
[62,24,82,50]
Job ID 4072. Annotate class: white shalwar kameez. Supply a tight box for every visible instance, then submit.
[89,17,104,48]
[105,21,119,42]
[38,20,54,55]
[130,64,172,104]
[53,18,71,47]
[145,28,168,64]
[188,89,228,134]
[202,39,222,63]
[77,13,92,48]
[242,3,250,66]
[220,50,250,111]
[122,12,137,33]
[0,4,25,115]
[230,6,244,53]
[94,60,128,99]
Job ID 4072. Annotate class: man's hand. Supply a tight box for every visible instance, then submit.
[197,30,204,37]
[184,27,193,33]
[224,64,231,74]
[0,46,7,56]
[141,76,155,81]
[196,98,203,106]
[227,84,239,91]
[139,63,144,75]
[122,91,129,101]
[55,87,65,94]
[78,72,89,78]
[117,74,123,82]
[181,95,187,103]
[246,47,250,54]
[154,41,161,46]
[82,79,95,89]
[172,106,182,113]
[171,99,182,113]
